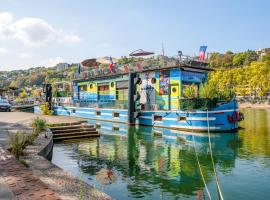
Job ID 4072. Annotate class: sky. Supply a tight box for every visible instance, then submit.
[0,0,270,70]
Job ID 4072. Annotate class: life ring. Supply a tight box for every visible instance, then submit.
[232,111,238,123]
[228,111,238,123]
[227,115,233,123]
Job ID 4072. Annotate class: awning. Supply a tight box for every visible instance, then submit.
[97,82,109,87]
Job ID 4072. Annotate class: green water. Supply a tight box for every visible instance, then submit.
[52,108,270,200]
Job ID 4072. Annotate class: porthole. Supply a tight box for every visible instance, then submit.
[172,87,177,93]
[151,77,156,84]
[110,82,115,88]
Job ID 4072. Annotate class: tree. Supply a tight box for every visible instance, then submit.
[244,50,258,65]
[233,52,247,66]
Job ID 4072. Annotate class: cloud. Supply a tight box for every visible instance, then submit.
[0,11,81,46]
[0,47,8,55]
[40,56,64,67]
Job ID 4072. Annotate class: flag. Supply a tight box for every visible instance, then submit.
[77,63,81,74]
[199,46,207,62]
[109,56,114,73]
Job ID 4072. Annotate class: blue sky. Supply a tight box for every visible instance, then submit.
[0,0,270,70]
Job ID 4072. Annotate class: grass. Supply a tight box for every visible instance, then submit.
[32,118,47,136]
[9,118,48,159]
[8,131,29,159]
[19,159,29,167]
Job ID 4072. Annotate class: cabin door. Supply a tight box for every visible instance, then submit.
[170,84,180,110]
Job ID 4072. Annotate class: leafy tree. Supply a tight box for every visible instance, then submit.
[243,50,258,65]
[233,52,247,66]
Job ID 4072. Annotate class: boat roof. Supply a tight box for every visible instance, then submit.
[74,61,212,83]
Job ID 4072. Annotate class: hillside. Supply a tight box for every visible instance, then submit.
[1,48,270,98]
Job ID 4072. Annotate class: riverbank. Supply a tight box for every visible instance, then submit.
[20,129,112,200]
[239,102,270,109]
[0,112,112,200]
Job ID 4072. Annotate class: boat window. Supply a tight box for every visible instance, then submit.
[178,116,186,121]
[98,85,109,98]
[79,85,87,91]
[153,115,163,121]
[96,111,101,116]
[113,112,120,117]
[112,126,120,131]
[95,123,101,128]
[116,88,128,100]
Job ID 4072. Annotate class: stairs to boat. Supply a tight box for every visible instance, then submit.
[50,122,100,141]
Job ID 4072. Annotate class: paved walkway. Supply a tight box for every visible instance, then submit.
[0,149,60,200]
[0,112,84,200]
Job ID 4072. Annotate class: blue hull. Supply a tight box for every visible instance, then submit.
[34,100,239,132]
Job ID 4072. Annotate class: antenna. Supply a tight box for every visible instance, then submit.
[162,42,165,57]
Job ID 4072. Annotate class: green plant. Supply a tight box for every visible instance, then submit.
[199,83,218,99]
[8,131,29,159]
[183,84,196,98]
[40,103,53,115]
[19,159,29,167]
[32,118,47,135]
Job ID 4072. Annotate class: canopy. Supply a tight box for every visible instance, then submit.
[81,58,100,67]
[129,49,154,57]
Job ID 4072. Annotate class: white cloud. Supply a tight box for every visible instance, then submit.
[0,47,8,55]
[0,11,81,46]
[0,12,13,25]
[40,56,64,67]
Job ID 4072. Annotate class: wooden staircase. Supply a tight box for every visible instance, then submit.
[50,123,100,141]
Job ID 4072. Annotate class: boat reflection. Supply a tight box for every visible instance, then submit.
[55,120,241,199]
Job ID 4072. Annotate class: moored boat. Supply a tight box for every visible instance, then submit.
[35,51,243,132]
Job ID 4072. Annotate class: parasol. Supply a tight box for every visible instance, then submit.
[81,58,100,67]
[129,49,154,57]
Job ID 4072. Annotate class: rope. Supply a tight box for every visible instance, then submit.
[190,119,212,200]
[206,110,224,200]
[192,136,212,200]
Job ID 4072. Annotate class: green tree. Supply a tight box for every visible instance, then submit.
[233,52,247,66]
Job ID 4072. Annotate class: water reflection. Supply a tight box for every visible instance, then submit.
[52,109,270,199]
[53,120,241,199]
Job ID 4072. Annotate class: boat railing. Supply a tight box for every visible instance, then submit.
[76,55,205,79]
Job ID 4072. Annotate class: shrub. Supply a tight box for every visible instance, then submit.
[199,83,218,99]
[183,84,196,98]
[8,131,29,159]
[32,118,47,135]
[180,98,218,111]
[40,103,53,115]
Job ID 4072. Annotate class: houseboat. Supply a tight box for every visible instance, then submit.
[35,53,242,132]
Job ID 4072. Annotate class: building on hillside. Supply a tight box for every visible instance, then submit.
[257,48,270,61]
[56,63,70,71]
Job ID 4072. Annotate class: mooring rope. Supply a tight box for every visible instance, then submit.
[206,110,224,200]
[190,119,212,200]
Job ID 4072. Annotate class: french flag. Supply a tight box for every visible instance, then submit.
[109,56,114,73]
[199,46,207,62]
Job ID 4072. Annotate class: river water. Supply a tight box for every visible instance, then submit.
[52,108,270,200]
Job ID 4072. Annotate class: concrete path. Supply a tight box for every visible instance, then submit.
[0,111,85,200]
